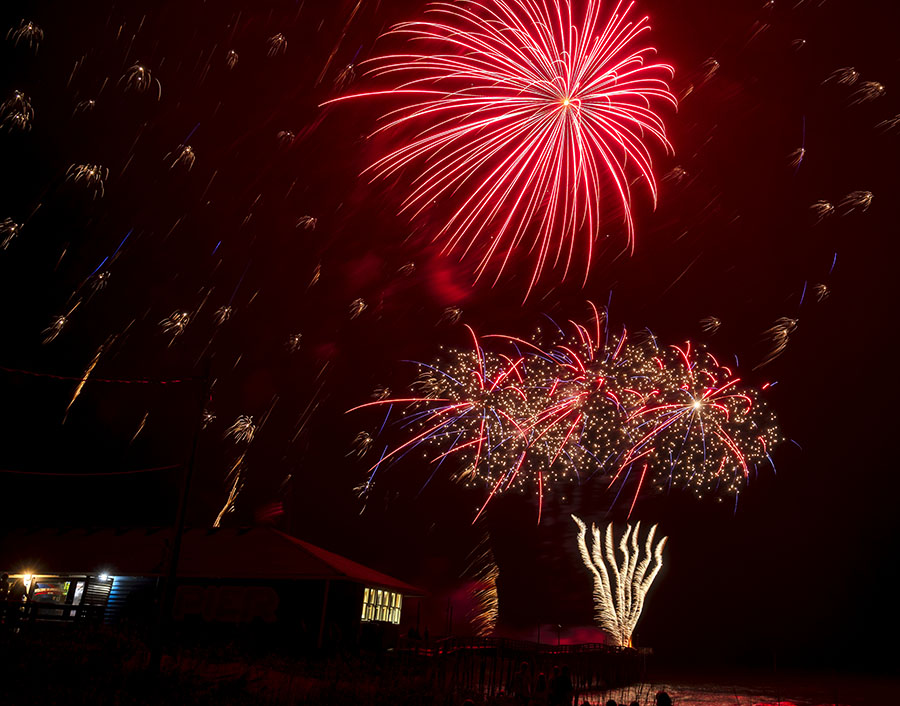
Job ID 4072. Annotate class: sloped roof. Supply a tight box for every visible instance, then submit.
[0,527,422,595]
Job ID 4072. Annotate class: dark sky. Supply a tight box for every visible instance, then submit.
[1,0,898,674]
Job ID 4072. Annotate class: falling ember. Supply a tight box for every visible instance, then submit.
[64,338,112,422]
[295,215,317,231]
[66,164,109,199]
[160,310,191,345]
[286,333,303,352]
[214,455,245,527]
[266,33,288,58]
[213,305,232,326]
[756,317,798,369]
[349,298,367,319]
[810,200,834,224]
[1,217,23,249]
[6,20,44,53]
[225,415,257,443]
[699,316,722,335]
[572,516,666,648]
[1,90,34,131]
[119,64,162,100]
[168,144,196,171]
[327,0,675,295]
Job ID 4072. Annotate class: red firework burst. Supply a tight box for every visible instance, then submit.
[328,0,676,295]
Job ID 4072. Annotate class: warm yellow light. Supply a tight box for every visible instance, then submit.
[562,97,570,106]
[692,400,702,410]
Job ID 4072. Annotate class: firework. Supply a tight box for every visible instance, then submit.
[351,310,781,520]
[349,298,367,319]
[439,306,463,325]
[159,310,191,344]
[838,190,873,215]
[276,130,295,147]
[876,113,900,133]
[334,63,356,89]
[397,262,416,277]
[66,164,108,199]
[266,33,287,58]
[699,316,721,335]
[755,317,798,370]
[572,516,666,647]
[814,283,829,302]
[6,20,43,53]
[119,64,161,100]
[89,270,111,293]
[1,90,33,131]
[823,67,859,86]
[214,305,232,326]
[849,81,885,105]
[1,217,22,249]
[73,99,96,115]
[286,333,303,352]
[226,49,239,69]
[328,0,675,294]
[202,410,217,429]
[131,412,150,443]
[465,536,499,637]
[42,301,81,344]
[810,200,834,224]
[168,144,196,171]
[349,431,374,458]
[371,386,392,401]
[225,415,256,443]
[214,454,245,527]
[295,215,317,231]
[308,264,322,289]
[662,166,688,185]
[64,338,114,422]
[787,147,806,170]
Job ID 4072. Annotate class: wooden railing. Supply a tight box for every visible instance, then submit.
[0,601,106,626]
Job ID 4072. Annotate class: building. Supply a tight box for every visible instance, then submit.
[0,527,422,648]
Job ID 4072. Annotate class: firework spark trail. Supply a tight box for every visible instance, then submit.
[572,515,666,647]
[63,337,114,422]
[326,0,675,295]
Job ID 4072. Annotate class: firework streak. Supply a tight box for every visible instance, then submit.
[349,308,781,522]
[326,0,675,295]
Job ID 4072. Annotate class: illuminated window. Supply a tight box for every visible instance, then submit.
[360,586,402,625]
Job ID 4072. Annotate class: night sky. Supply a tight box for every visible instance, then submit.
[1,0,898,675]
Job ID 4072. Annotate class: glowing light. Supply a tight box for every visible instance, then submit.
[572,515,666,647]
[327,0,675,294]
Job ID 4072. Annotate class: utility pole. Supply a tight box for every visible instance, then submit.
[149,366,209,673]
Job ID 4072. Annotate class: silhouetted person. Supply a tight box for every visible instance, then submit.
[534,672,549,705]
[558,665,574,706]
[606,700,618,706]
[630,700,640,706]
[655,691,673,706]
[512,661,531,705]
[548,666,562,706]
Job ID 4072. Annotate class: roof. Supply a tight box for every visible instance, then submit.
[0,527,423,595]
